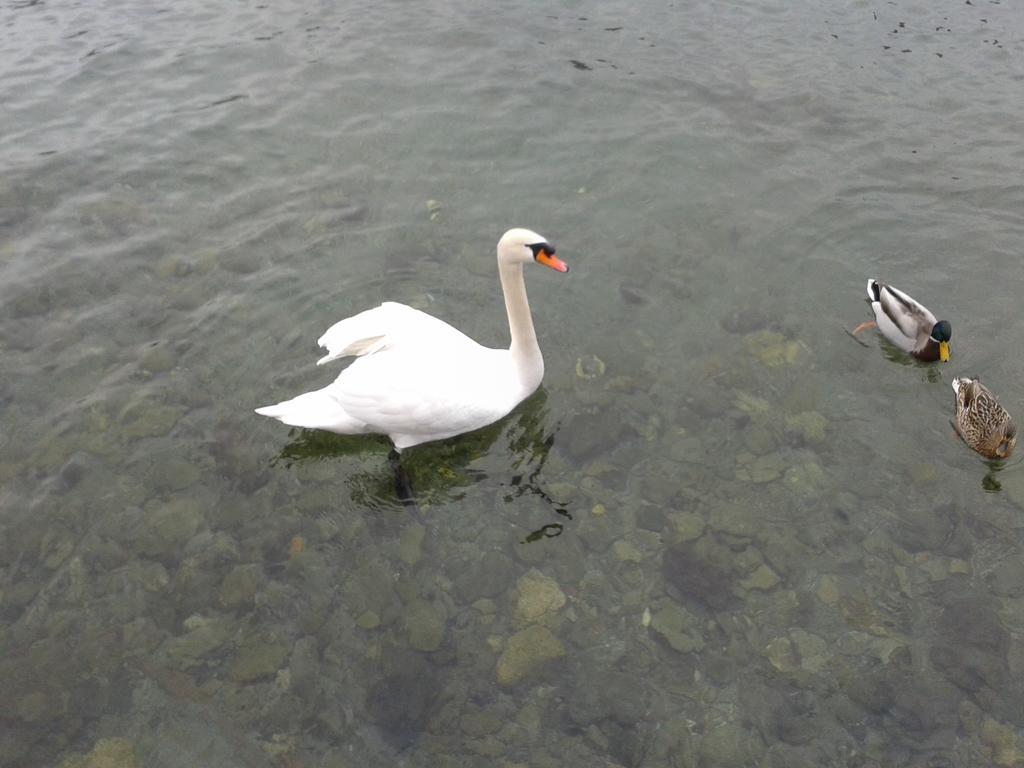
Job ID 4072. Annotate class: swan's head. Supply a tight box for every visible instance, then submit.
[497,228,568,273]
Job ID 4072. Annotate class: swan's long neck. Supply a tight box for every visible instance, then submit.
[498,259,544,387]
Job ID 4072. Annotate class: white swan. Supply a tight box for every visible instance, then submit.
[255,228,568,450]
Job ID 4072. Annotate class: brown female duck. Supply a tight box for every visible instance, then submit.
[952,377,1017,459]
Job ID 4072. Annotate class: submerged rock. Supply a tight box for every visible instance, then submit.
[930,593,1009,694]
[734,451,786,483]
[1001,472,1024,510]
[452,550,514,602]
[356,610,381,630]
[986,558,1024,598]
[149,456,201,494]
[165,616,234,667]
[790,628,828,673]
[514,569,566,625]
[131,499,204,558]
[560,664,649,758]
[39,525,75,569]
[635,503,667,532]
[720,306,771,334]
[981,716,1024,767]
[229,632,290,682]
[743,426,778,456]
[119,403,184,439]
[365,654,439,748]
[782,461,828,498]
[563,410,626,462]
[460,708,503,737]
[575,354,606,380]
[59,738,139,768]
[649,601,704,653]
[662,540,740,612]
[784,411,828,444]
[665,511,705,544]
[707,500,760,539]
[140,344,176,374]
[816,574,840,605]
[404,599,446,652]
[398,523,426,566]
[576,505,622,553]
[699,722,766,766]
[496,625,565,686]
[743,330,803,368]
[766,635,797,673]
[154,254,194,279]
[217,564,262,609]
[740,564,781,591]
[612,539,644,563]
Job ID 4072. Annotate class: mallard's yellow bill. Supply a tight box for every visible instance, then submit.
[939,341,951,362]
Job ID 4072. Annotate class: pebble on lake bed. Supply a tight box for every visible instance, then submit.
[495,625,565,686]
[649,602,704,654]
[784,411,828,443]
[743,330,803,367]
[229,632,290,683]
[514,569,566,625]
[980,715,1024,767]
[404,599,446,652]
[734,451,786,483]
[58,738,139,768]
[740,564,780,591]
[165,616,233,667]
[575,354,606,379]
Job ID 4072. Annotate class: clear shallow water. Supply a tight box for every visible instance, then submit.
[4,0,1024,765]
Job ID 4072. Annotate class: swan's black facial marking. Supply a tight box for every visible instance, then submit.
[528,241,555,259]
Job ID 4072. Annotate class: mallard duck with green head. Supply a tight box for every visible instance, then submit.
[851,279,951,362]
[952,377,1017,459]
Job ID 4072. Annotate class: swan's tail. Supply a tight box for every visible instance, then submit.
[255,389,369,434]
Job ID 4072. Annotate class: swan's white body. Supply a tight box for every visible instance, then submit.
[255,229,567,450]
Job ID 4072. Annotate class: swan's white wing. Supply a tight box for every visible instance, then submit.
[254,386,372,434]
[263,301,524,446]
[326,346,521,446]
[316,301,479,366]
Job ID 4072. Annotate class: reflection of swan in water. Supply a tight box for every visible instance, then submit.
[273,388,570,540]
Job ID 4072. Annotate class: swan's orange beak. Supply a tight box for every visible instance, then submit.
[536,249,569,273]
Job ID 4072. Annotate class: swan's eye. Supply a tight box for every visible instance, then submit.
[528,242,554,257]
